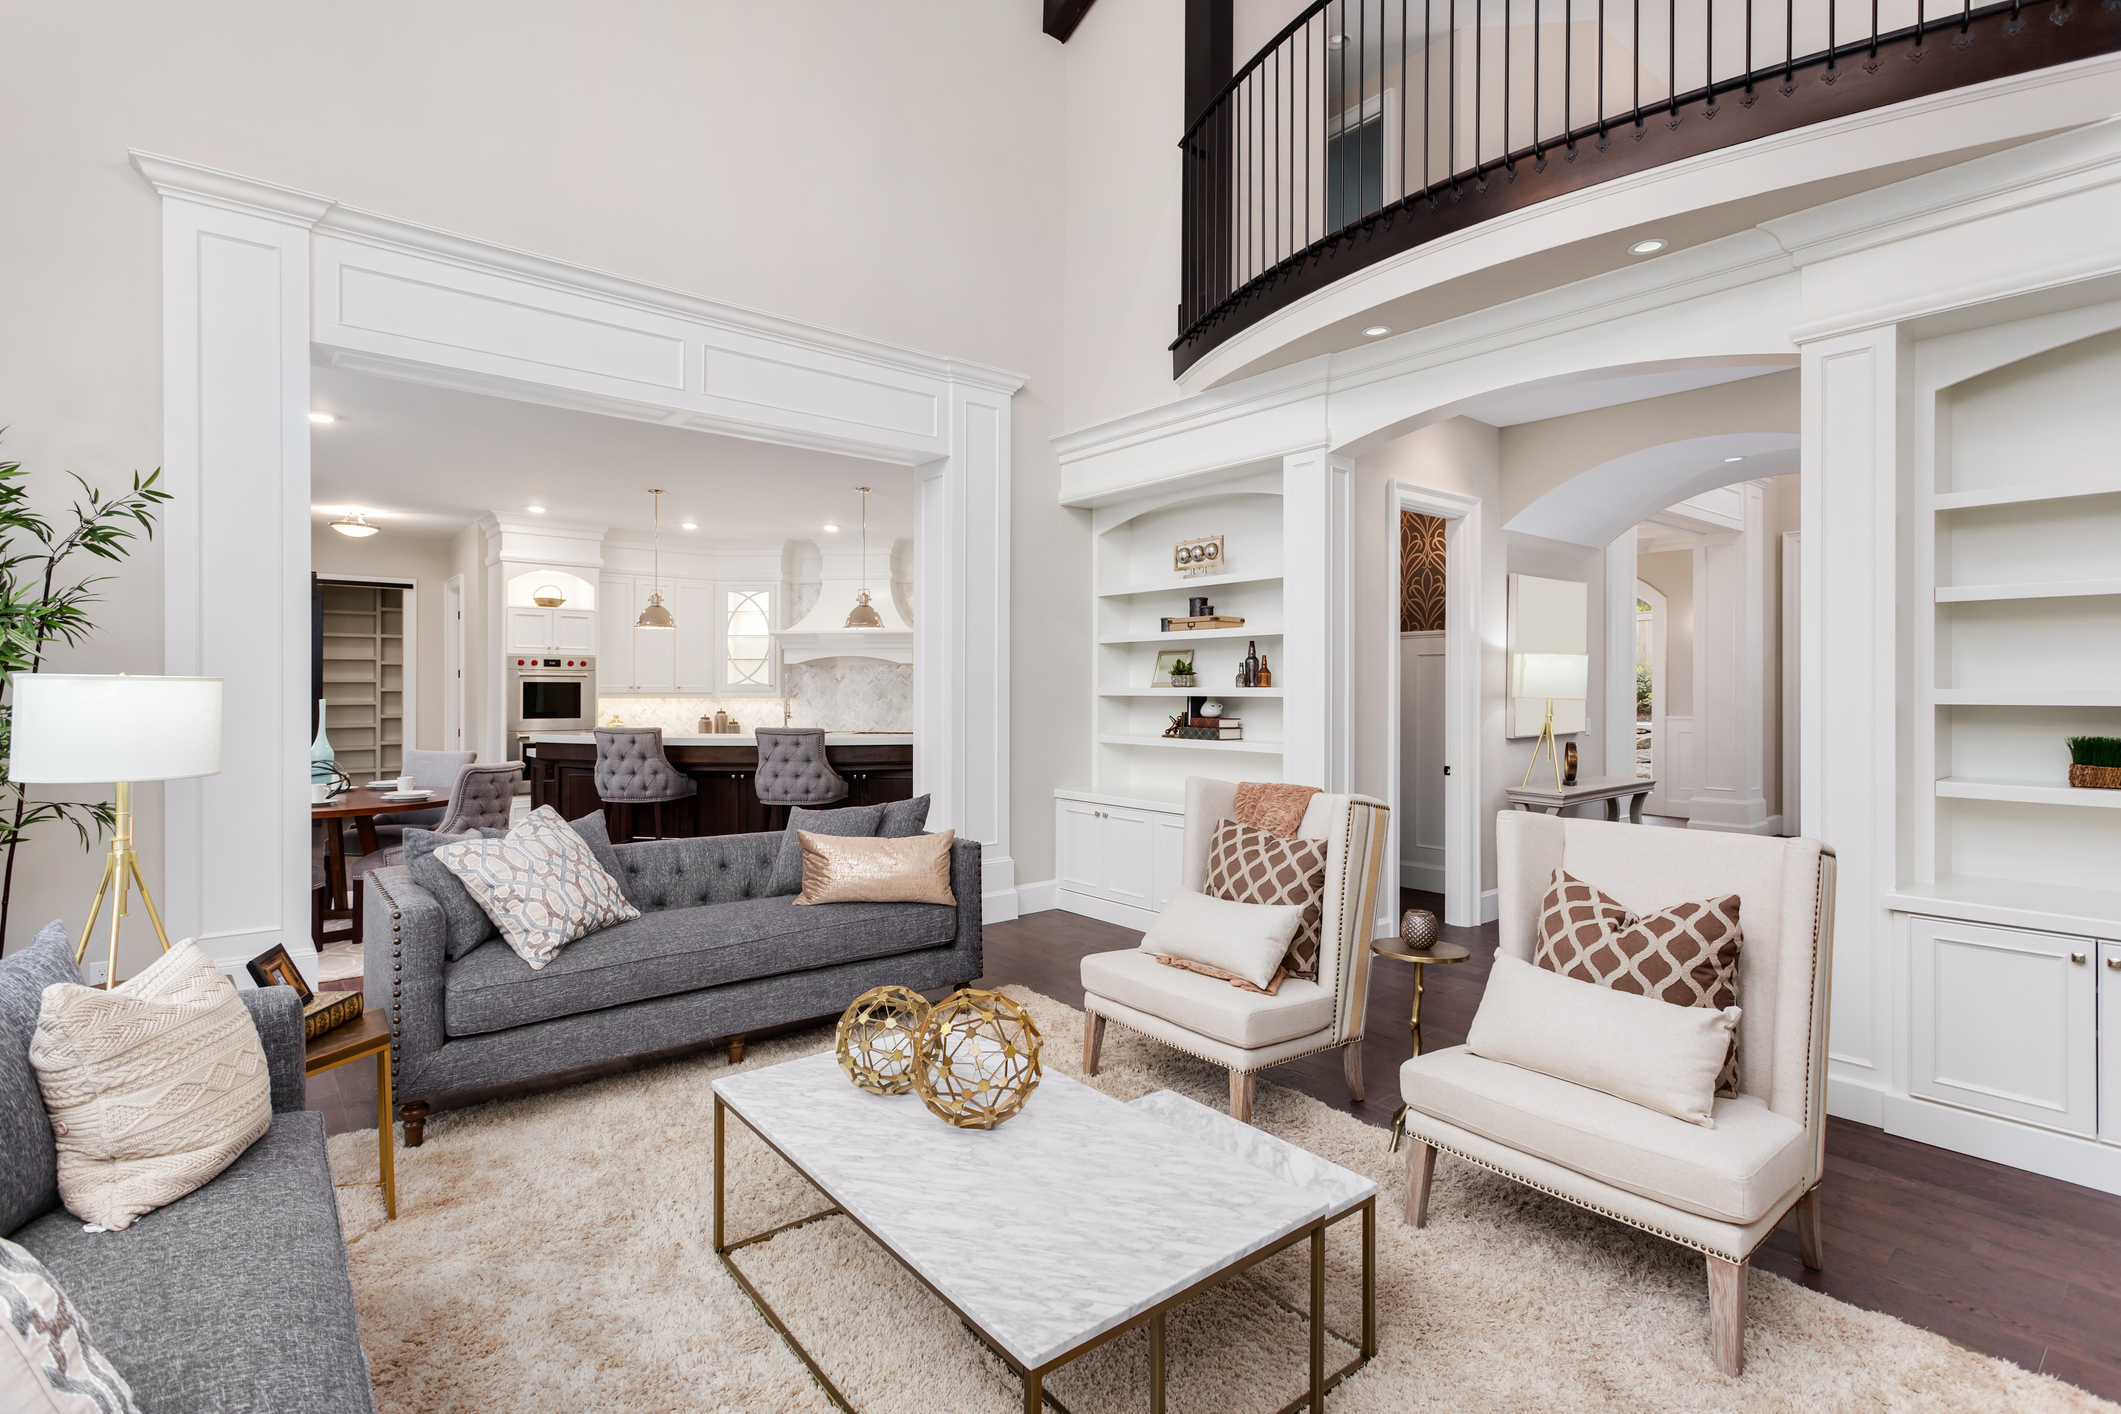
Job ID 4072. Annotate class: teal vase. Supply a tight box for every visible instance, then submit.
[311,697,336,783]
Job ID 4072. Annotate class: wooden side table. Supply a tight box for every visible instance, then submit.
[305,1010,394,1220]
[1503,774,1655,823]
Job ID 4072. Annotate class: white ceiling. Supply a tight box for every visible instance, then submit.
[1504,431,1801,546]
[307,365,916,543]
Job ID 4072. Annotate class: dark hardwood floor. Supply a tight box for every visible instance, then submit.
[308,893,2121,1402]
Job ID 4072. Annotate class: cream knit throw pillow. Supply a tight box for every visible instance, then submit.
[29,941,270,1231]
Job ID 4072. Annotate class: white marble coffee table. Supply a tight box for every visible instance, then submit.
[713,1051,1377,1413]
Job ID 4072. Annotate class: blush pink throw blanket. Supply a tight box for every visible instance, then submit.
[1232,782,1320,839]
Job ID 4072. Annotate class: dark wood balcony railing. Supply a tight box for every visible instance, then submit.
[1174,0,2118,375]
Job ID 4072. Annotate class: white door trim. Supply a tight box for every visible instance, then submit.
[136,150,1025,973]
[1381,481,1483,930]
[443,574,465,756]
[1636,579,1670,816]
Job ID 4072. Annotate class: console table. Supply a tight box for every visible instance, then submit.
[1504,774,1656,823]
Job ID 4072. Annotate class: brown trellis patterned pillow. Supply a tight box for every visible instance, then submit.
[1535,869,1744,1095]
[1203,818,1328,980]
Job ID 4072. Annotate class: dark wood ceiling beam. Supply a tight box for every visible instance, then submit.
[1043,0,1098,43]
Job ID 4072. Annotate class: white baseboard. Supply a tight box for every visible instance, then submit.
[1826,1072,1888,1127]
[1055,888,1158,934]
[1016,878,1059,914]
[1879,1091,2121,1197]
[1400,860,1445,893]
[981,888,1020,924]
[1479,888,1499,925]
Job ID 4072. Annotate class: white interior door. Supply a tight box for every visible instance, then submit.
[1399,630,1446,894]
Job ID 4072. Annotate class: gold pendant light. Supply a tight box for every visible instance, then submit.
[636,488,675,629]
[843,486,884,630]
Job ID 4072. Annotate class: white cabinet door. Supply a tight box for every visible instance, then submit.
[674,580,718,692]
[1102,807,1155,909]
[1911,916,2098,1135]
[598,577,635,690]
[506,607,554,652]
[2101,941,2121,1147]
[1149,813,1187,912]
[554,608,597,654]
[632,623,677,692]
[1057,800,1107,895]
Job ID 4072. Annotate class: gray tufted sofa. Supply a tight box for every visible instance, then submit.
[1,924,373,1413]
[365,811,981,1143]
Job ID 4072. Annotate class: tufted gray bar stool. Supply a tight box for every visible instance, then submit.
[433,762,523,834]
[752,727,847,830]
[594,728,698,842]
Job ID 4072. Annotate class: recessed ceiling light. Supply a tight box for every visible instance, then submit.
[823,524,840,533]
[1326,33,1348,48]
[526,505,546,513]
[681,522,697,530]
[308,412,336,424]
[1628,238,1670,256]
[1363,325,1391,338]
[1723,456,1745,463]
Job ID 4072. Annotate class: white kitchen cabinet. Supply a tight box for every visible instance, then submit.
[598,575,635,690]
[674,581,718,692]
[600,572,719,694]
[507,606,597,654]
[1910,915,2099,1136]
[631,622,677,692]
[2101,942,2121,1146]
[1054,793,1187,925]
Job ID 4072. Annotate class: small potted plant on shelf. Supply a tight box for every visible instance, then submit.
[2067,736,2121,790]
[1168,658,1196,688]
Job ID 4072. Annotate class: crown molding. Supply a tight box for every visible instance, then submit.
[128,151,1026,397]
[128,149,334,227]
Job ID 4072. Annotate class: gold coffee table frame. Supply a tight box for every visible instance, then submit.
[714,1096,1376,1414]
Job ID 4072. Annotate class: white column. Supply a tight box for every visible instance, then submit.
[1603,527,1638,786]
[1687,484,1772,835]
[917,381,1015,919]
[146,169,325,978]
[1802,326,1907,1122]
[1282,448,1353,791]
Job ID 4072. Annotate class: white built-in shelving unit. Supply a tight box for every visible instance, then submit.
[1089,471,1288,804]
[1893,321,2121,1165]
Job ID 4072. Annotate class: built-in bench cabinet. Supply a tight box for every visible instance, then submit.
[1053,791,1186,931]
[1908,915,2108,1139]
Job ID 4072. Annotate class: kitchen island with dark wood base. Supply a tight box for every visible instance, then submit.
[524,733,913,841]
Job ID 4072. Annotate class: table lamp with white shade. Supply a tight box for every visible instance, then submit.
[8,674,222,989]
[1510,652,1588,791]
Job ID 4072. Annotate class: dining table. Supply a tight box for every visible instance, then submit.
[311,785,453,922]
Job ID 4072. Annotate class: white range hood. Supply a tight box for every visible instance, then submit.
[772,576,912,665]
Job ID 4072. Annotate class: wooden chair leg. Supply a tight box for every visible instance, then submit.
[1707,1255,1748,1376]
[727,1033,746,1065]
[1082,1011,1106,1077]
[1228,1069,1256,1124]
[352,873,365,943]
[1403,1140,1437,1227]
[1797,1185,1824,1271]
[1343,1041,1365,1103]
[399,1100,429,1148]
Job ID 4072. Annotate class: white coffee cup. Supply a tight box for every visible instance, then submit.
[394,775,417,793]
[312,782,331,803]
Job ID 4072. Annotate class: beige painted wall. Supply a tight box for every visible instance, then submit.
[0,0,1075,968]
[310,529,452,757]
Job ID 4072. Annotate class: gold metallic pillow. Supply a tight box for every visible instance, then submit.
[794,829,957,906]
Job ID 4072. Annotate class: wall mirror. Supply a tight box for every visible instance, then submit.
[1507,573,1588,739]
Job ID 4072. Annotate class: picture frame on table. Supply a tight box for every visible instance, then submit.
[246,944,315,1004]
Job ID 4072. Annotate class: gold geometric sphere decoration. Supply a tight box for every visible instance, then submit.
[835,985,932,1095]
[912,988,1043,1129]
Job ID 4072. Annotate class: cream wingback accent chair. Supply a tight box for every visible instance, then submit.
[1399,812,1836,1376]
[1079,777,1390,1124]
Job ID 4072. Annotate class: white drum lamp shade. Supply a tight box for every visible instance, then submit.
[1509,653,1589,702]
[9,675,222,784]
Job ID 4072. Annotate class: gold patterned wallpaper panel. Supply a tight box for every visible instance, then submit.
[1401,512,1446,632]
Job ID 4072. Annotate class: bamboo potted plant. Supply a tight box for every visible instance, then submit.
[2067,736,2121,790]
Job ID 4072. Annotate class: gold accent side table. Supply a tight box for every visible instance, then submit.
[305,1010,395,1220]
[1370,936,1470,1154]
[1369,936,1471,1056]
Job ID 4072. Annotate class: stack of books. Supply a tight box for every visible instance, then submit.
[1172,714,1242,741]
[1159,614,1245,632]
[303,989,364,1042]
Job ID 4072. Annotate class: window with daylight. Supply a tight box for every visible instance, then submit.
[723,587,776,693]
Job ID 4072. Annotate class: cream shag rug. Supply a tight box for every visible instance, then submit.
[328,988,2113,1413]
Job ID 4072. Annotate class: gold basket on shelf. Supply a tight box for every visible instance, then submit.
[532,585,567,608]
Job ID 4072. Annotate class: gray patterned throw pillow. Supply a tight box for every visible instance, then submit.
[434,807,641,969]
[0,1235,140,1413]
[406,812,626,961]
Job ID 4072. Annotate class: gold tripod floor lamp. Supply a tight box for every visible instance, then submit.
[9,673,223,989]
[1512,652,1589,791]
